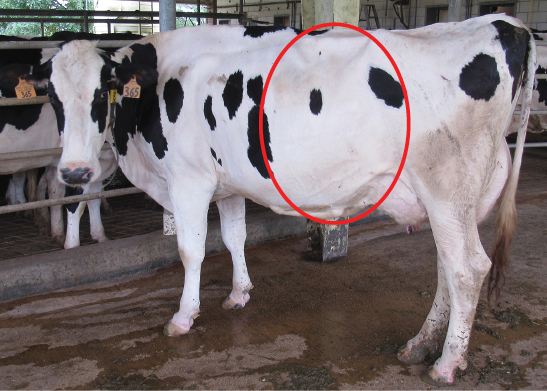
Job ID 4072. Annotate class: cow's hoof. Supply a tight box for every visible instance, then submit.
[420,366,454,387]
[163,320,191,337]
[222,293,250,310]
[397,343,427,365]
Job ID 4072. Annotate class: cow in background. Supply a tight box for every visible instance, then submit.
[0,32,139,248]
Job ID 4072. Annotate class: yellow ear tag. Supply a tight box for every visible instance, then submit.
[15,78,37,99]
[123,76,141,99]
[110,89,117,103]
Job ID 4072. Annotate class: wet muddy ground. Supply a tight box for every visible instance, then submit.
[0,148,546,390]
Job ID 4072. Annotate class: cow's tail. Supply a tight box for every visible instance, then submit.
[488,30,537,304]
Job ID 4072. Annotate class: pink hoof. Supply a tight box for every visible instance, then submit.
[222,292,250,310]
[420,366,454,387]
[163,319,192,337]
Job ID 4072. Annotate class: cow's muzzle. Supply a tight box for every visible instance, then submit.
[60,167,94,185]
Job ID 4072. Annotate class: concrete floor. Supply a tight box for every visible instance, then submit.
[0,148,546,390]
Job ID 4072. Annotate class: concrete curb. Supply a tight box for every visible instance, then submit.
[0,209,387,302]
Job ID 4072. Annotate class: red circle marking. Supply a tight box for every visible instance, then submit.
[259,22,411,225]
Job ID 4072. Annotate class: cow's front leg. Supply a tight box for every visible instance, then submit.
[216,195,253,310]
[45,166,65,244]
[64,187,86,249]
[86,181,108,243]
[398,257,450,365]
[164,189,211,337]
[420,209,491,385]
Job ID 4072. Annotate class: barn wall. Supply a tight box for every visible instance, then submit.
[215,0,547,30]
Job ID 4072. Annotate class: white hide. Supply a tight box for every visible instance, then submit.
[50,14,535,386]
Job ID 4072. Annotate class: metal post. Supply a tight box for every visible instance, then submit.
[197,0,201,25]
[448,0,461,22]
[159,0,176,32]
[84,0,89,33]
[213,0,218,25]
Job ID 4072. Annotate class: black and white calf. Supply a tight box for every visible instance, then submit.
[27,15,535,385]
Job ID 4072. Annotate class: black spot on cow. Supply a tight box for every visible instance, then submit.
[113,43,168,159]
[222,70,244,120]
[163,78,184,123]
[90,65,111,134]
[309,89,322,115]
[0,101,44,134]
[0,62,49,134]
[246,75,273,179]
[247,75,263,106]
[492,20,531,101]
[47,82,65,134]
[204,95,216,130]
[308,29,328,36]
[244,26,292,38]
[64,185,84,214]
[368,67,404,109]
[459,53,500,101]
[210,147,223,166]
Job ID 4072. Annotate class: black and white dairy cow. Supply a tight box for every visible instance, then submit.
[0,33,139,248]
[30,14,535,385]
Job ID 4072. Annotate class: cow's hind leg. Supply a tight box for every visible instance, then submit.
[216,195,253,310]
[421,206,491,385]
[164,184,212,337]
[398,257,450,364]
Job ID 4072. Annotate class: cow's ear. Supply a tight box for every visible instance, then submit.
[0,63,50,91]
[115,64,158,89]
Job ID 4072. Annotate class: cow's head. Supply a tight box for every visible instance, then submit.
[45,40,157,186]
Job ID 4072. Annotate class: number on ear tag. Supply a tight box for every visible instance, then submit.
[123,76,141,99]
[15,78,37,100]
[110,89,117,103]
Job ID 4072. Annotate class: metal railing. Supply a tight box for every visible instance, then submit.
[0,9,242,34]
